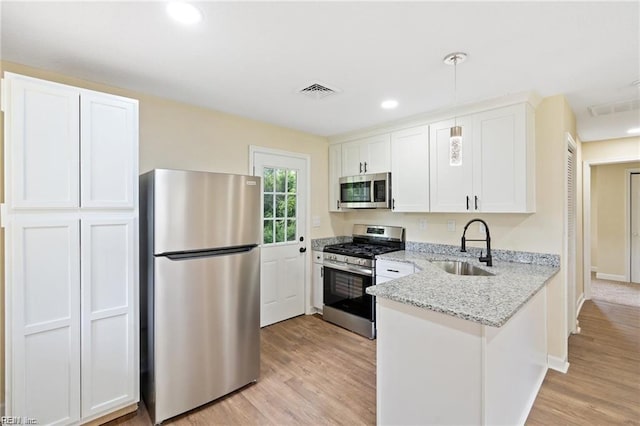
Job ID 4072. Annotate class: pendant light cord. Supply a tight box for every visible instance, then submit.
[454,55,458,127]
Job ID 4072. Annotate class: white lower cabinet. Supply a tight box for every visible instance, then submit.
[81,217,138,419]
[9,218,81,425]
[376,259,415,284]
[312,251,324,311]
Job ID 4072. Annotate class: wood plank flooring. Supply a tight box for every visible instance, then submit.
[114,315,376,425]
[115,300,639,425]
[526,299,640,425]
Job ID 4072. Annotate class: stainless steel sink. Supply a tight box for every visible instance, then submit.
[430,260,494,276]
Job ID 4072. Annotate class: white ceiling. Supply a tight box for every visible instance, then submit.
[2,1,639,140]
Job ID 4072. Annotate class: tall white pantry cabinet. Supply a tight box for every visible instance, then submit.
[2,73,139,425]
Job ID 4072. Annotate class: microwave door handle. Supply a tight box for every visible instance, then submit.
[370,180,375,203]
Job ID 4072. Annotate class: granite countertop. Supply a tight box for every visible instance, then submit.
[367,250,560,327]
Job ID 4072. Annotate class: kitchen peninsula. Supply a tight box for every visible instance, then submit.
[367,248,560,426]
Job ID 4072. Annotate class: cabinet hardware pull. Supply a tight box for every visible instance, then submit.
[466,196,470,210]
[392,198,395,210]
[387,269,399,273]
[337,200,340,210]
[359,162,363,173]
[475,196,478,210]
[364,162,368,173]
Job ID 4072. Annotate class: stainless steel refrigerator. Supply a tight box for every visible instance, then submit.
[139,169,261,424]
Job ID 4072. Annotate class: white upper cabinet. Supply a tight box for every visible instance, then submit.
[341,134,391,176]
[328,144,343,212]
[3,73,138,211]
[472,103,535,212]
[5,74,80,209]
[80,91,138,209]
[429,116,474,212]
[391,125,430,212]
[430,103,535,213]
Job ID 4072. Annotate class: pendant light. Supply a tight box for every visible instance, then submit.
[444,52,467,166]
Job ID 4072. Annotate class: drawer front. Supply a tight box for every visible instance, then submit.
[376,260,414,279]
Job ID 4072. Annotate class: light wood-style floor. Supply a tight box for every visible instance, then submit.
[526,299,640,425]
[115,300,639,425]
[114,315,376,425]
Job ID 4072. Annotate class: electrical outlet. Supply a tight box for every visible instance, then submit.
[419,219,427,230]
[312,216,321,228]
[447,220,456,232]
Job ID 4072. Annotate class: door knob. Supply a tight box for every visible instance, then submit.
[299,247,307,253]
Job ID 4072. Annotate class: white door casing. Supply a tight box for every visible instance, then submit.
[251,147,309,327]
[631,172,640,283]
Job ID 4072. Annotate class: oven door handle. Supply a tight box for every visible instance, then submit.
[324,260,373,276]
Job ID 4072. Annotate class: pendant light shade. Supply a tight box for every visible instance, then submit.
[444,52,467,167]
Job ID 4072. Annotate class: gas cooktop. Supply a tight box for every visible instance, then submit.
[323,243,399,259]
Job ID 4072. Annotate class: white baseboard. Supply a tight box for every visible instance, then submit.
[591,266,598,273]
[595,272,627,282]
[547,355,570,373]
[576,293,586,316]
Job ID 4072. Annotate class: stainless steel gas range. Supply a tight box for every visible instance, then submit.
[322,224,405,339]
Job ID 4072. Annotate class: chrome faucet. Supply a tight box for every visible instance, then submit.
[461,218,493,267]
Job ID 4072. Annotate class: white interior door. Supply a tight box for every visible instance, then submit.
[631,173,640,283]
[253,150,308,327]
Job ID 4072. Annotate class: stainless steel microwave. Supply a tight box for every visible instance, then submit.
[339,172,391,209]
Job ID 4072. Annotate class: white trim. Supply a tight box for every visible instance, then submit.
[583,155,640,302]
[625,168,640,283]
[516,366,548,426]
[576,293,586,316]
[547,355,570,373]
[564,133,577,336]
[329,91,542,143]
[248,145,314,315]
[591,266,598,272]
[595,273,627,283]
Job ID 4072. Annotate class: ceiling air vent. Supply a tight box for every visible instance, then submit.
[588,98,640,117]
[298,82,340,100]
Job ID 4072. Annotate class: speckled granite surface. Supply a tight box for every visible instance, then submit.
[405,241,560,267]
[367,250,559,328]
[311,236,352,251]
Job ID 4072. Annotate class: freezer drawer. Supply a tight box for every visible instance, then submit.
[145,247,260,424]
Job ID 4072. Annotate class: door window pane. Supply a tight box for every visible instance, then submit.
[262,166,298,246]
[263,220,274,244]
[263,194,274,218]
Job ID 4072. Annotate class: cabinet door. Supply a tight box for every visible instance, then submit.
[473,104,529,212]
[363,134,391,174]
[81,91,138,209]
[81,216,138,419]
[5,73,80,209]
[429,116,474,212]
[312,262,324,310]
[328,144,343,212]
[9,217,81,424]
[391,126,429,212]
[341,140,363,176]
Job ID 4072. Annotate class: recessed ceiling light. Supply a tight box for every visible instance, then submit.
[381,100,398,110]
[167,2,202,25]
[627,127,640,134]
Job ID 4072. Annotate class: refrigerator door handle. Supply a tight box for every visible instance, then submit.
[161,244,259,261]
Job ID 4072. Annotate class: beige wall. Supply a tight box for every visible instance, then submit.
[592,162,640,278]
[0,60,341,405]
[334,95,575,360]
[582,136,640,163]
